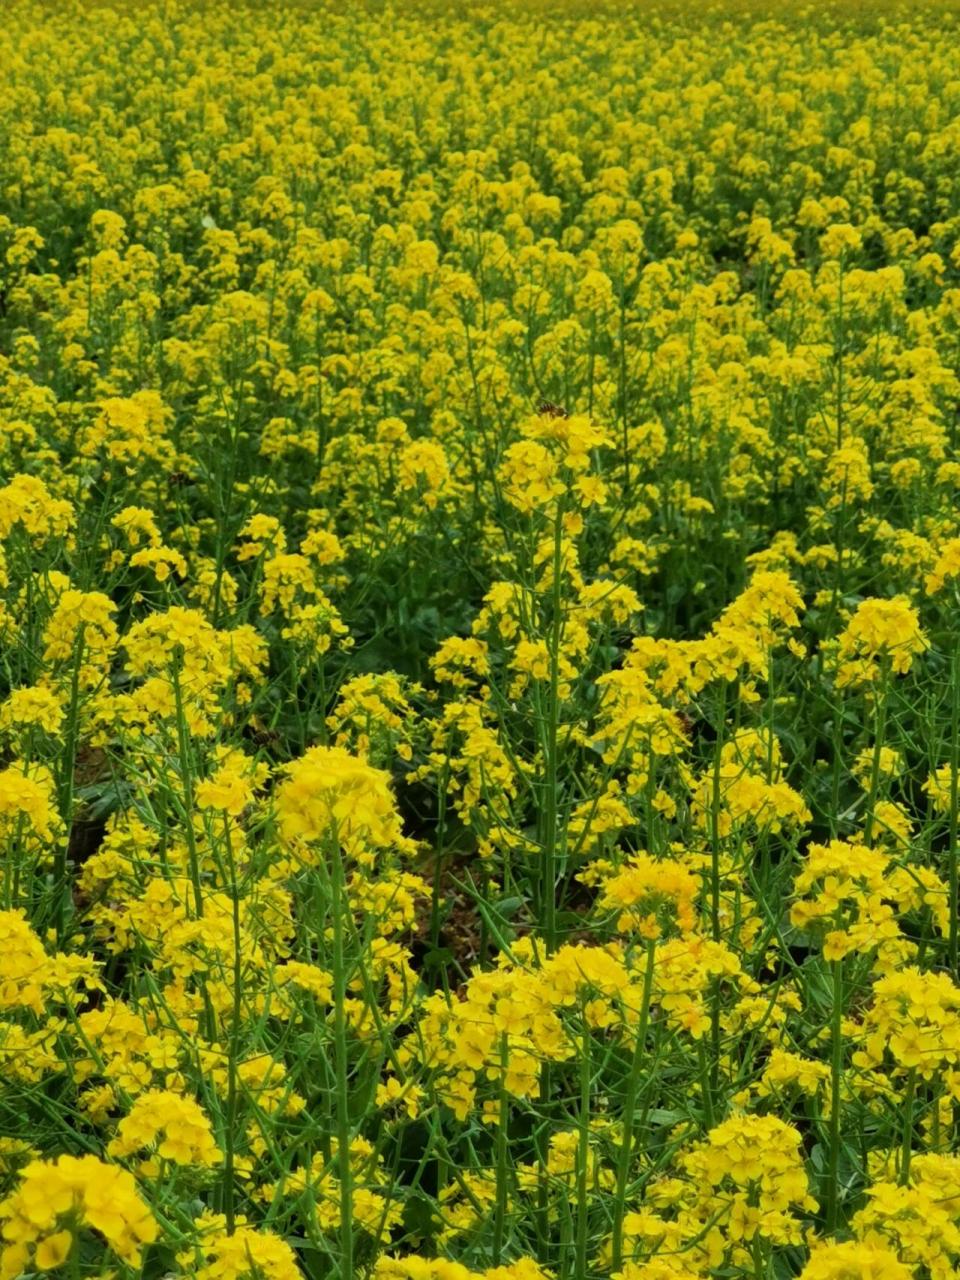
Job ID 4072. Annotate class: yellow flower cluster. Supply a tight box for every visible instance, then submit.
[0,1155,156,1277]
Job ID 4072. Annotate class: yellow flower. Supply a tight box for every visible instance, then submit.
[196,765,254,816]
[0,1155,156,1276]
[798,1239,913,1280]
[108,1090,221,1168]
[836,597,927,686]
[599,854,698,937]
[275,745,410,861]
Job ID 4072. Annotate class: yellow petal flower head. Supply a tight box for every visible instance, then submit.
[798,1239,913,1280]
[599,853,699,938]
[836,597,927,687]
[0,1154,156,1278]
[275,745,411,863]
[108,1089,221,1168]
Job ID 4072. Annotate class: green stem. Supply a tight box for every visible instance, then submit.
[429,759,450,958]
[541,503,565,955]
[330,833,354,1280]
[949,645,959,977]
[536,1062,552,1267]
[862,671,888,846]
[697,1037,715,1129]
[171,660,204,920]
[708,680,729,1111]
[611,936,656,1271]
[221,822,243,1234]
[709,680,728,941]
[574,1006,591,1280]
[54,627,85,941]
[825,957,844,1231]
[492,1033,510,1266]
[899,1068,917,1187]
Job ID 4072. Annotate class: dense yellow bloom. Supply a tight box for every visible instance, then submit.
[0,910,98,1013]
[0,911,51,1013]
[183,1214,301,1280]
[853,1180,960,1278]
[790,840,945,966]
[108,1089,221,1168]
[499,440,565,514]
[925,537,960,594]
[0,685,63,736]
[42,589,119,670]
[836,598,927,686]
[0,1155,157,1277]
[0,475,73,543]
[798,1240,913,1280]
[599,854,698,937]
[855,968,960,1079]
[275,745,410,861]
[196,764,255,816]
[0,763,57,843]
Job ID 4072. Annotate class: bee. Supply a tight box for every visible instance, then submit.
[537,400,568,418]
[246,722,282,749]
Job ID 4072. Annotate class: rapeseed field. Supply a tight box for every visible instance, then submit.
[3,2,960,1277]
